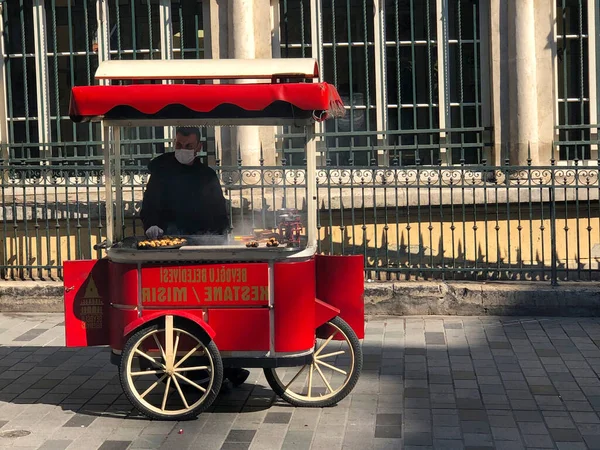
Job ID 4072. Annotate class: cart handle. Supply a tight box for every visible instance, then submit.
[94,240,108,251]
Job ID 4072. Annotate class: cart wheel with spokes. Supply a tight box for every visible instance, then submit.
[264,316,362,407]
[119,316,223,421]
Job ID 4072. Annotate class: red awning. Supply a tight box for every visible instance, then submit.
[69,82,345,123]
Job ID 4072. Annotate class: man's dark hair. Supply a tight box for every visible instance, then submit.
[175,127,201,142]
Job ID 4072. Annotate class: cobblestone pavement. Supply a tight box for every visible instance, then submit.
[1,314,600,449]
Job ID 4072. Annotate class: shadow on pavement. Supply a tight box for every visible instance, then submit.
[0,341,374,422]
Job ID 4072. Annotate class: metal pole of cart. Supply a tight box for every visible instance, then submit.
[114,126,123,243]
[103,124,114,247]
[306,123,317,250]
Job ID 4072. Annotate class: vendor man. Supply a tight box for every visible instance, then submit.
[140,127,229,238]
[140,126,249,390]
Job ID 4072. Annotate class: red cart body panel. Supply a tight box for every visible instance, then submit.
[64,259,111,347]
[64,256,365,352]
[125,310,216,338]
[208,308,270,351]
[314,299,340,329]
[105,262,138,351]
[109,262,139,307]
[273,259,315,352]
[109,308,138,352]
[315,254,365,339]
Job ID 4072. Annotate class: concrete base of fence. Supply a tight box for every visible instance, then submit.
[364,281,600,316]
[0,282,65,313]
[2,280,600,316]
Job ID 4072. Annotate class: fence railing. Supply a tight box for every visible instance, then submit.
[3,159,600,284]
[554,124,600,162]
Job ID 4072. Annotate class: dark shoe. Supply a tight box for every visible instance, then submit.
[219,379,233,394]
[223,368,250,387]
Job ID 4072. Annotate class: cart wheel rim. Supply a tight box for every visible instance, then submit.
[125,321,216,416]
[272,321,355,402]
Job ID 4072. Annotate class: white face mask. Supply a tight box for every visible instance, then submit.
[175,149,195,165]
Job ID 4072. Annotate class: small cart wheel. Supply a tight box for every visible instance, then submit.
[119,316,223,421]
[264,316,362,408]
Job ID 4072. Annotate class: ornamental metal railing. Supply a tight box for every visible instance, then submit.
[3,148,600,284]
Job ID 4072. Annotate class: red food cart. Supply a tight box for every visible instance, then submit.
[63,58,365,420]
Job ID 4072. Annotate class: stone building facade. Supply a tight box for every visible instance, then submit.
[0,0,594,168]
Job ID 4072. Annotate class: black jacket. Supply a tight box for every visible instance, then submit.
[140,153,229,235]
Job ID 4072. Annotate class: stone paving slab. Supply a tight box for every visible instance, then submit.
[1,315,600,448]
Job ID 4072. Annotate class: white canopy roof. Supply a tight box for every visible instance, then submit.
[94,58,320,81]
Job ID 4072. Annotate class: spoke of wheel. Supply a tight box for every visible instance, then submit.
[314,361,334,394]
[316,350,345,360]
[284,365,307,390]
[171,373,190,408]
[152,334,167,363]
[172,332,180,366]
[174,366,209,372]
[174,372,207,393]
[131,369,163,376]
[316,359,347,376]
[307,364,314,398]
[140,374,168,399]
[165,315,174,369]
[314,331,337,357]
[135,349,165,369]
[161,376,172,411]
[174,344,202,369]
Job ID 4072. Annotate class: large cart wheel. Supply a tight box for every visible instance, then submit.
[264,316,362,407]
[119,316,223,421]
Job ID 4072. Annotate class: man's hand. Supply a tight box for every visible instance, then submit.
[145,226,164,239]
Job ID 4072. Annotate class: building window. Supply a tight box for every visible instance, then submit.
[109,0,165,161]
[172,0,204,61]
[46,0,100,162]
[109,0,161,61]
[447,0,482,165]
[279,0,486,166]
[556,0,590,162]
[278,0,313,165]
[3,0,38,160]
[385,0,439,166]
[321,0,376,166]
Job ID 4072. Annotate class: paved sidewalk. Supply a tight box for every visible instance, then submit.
[0,315,598,449]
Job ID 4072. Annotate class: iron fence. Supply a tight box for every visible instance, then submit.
[3,147,600,284]
[1,0,600,284]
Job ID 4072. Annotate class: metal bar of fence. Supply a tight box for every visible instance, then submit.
[588,178,593,280]
[550,180,558,286]
[598,151,600,282]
